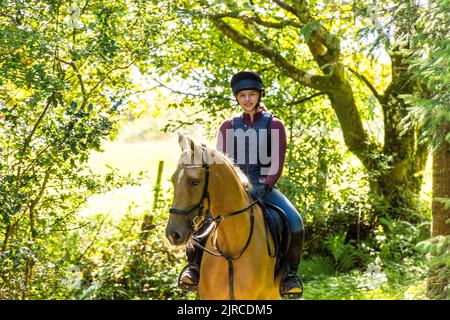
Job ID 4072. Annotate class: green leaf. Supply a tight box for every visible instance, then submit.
[300,21,322,43]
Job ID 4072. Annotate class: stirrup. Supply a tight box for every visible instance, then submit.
[177,264,199,292]
[280,273,303,299]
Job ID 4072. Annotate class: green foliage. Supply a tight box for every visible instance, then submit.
[303,266,427,300]
[276,105,374,259]
[375,218,430,264]
[61,187,193,300]
[0,95,143,298]
[399,0,450,300]
[416,235,450,300]
[0,0,439,300]
[300,255,336,280]
[0,0,166,299]
[400,0,450,151]
[324,232,360,272]
[300,218,430,300]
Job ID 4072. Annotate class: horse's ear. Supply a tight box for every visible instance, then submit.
[177,132,195,152]
[178,132,189,151]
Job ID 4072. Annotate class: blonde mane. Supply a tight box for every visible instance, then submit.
[207,147,249,188]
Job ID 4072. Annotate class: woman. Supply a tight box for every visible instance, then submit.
[178,71,305,299]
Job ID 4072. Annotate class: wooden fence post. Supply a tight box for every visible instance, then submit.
[153,160,164,210]
[141,160,165,239]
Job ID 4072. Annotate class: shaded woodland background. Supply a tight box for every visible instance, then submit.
[0,0,448,299]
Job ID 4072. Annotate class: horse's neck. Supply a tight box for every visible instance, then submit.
[210,163,249,214]
[210,163,253,254]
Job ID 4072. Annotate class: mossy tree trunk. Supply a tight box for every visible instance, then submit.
[377,48,428,221]
[431,122,450,237]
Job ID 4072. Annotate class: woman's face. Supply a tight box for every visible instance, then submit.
[235,89,260,113]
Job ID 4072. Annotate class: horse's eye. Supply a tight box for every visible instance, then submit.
[191,179,200,186]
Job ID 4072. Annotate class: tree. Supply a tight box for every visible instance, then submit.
[402,0,450,299]
[402,0,450,237]
[157,0,432,224]
[0,0,167,298]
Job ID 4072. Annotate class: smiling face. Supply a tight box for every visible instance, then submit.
[235,89,261,114]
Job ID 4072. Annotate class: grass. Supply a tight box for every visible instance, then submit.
[81,137,179,220]
[299,248,428,299]
[301,269,428,300]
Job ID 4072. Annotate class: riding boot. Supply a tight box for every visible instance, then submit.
[280,228,304,299]
[177,221,213,292]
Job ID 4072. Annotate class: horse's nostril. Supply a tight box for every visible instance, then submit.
[168,230,181,244]
[172,231,180,240]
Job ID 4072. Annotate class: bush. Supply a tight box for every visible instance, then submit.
[62,188,194,300]
[416,235,450,300]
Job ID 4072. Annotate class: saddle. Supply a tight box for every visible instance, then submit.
[191,195,291,279]
[256,199,291,278]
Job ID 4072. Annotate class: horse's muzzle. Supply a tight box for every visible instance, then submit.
[165,226,189,245]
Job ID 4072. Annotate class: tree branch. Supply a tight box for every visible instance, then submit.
[209,11,301,29]
[274,1,341,68]
[87,56,138,99]
[153,79,202,97]
[28,171,50,237]
[57,58,87,99]
[272,0,299,18]
[70,61,87,98]
[85,29,153,106]
[208,6,378,172]
[346,65,383,104]
[80,0,91,16]
[286,92,328,106]
[210,17,334,92]
[20,93,56,159]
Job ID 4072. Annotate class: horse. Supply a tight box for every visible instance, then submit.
[165,133,281,300]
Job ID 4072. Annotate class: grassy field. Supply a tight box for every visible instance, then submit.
[81,138,179,220]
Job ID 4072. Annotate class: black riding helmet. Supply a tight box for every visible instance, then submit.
[230,71,265,96]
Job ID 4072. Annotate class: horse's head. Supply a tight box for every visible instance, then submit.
[165,133,210,245]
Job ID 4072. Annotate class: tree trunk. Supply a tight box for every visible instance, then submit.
[427,122,450,299]
[431,122,450,237]
[375,49,428,221]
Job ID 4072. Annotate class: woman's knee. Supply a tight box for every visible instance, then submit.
[266,190,304,233]
[288,210,304,234]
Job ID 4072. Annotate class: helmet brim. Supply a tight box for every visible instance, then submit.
[232,79,265,95]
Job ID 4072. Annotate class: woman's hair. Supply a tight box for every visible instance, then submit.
[259,102,267,111]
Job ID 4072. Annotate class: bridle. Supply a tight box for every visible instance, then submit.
[168,162,211,225]
[168,148,258,299]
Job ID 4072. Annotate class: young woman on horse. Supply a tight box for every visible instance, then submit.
[178,71,305,299]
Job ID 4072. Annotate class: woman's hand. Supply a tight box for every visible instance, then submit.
[250,184,272,201]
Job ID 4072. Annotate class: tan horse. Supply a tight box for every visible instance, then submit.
[165,133,281,300]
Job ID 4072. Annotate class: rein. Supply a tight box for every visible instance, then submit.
[168,151,258,300]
